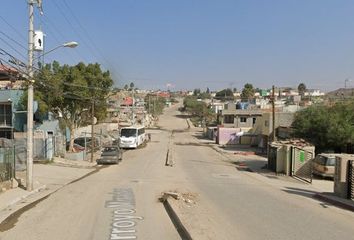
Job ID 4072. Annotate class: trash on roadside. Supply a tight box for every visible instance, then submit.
[159,191,181,202]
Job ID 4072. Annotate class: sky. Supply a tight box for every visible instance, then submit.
[1,0,354,92]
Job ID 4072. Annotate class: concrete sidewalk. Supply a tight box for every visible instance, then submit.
[0,159,98,224]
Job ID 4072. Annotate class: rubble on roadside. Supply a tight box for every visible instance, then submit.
[160,191,197,205]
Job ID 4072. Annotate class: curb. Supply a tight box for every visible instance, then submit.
[0,166,101,226]
[163,198,193,240]
[50,162,97,169]
[6,185,47,208]
[0,184,47,225]
[314,193,354,212]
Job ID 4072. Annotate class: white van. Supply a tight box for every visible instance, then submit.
[119,126,146,149]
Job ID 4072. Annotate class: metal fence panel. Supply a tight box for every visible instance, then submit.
[348,160,354,200]
[291,147,313,183]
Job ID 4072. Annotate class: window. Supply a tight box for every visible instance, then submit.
[224,115,234,124]
[240,117,247,123]
[0,104,12,126]
[138,128,145,135]
[0,129,13,139]
[121,129,137,137]
[253,118,257,125]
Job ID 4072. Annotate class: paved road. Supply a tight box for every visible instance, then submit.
[1,103,354,240]
[0,114,183,239]
[161,104,354,240]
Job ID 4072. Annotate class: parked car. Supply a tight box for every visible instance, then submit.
[66,143,85,152]
[74,137,99,149]
[312,153,338,178]
[96,146,123,164]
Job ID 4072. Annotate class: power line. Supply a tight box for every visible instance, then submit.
[49,0,103,64]
[0,15,27,42]
[40,20,86,62]
[0,30,27,50]
[41,14,89,63]
[63,82,111,91]
[0,37,27,61]
[60,0,114,69]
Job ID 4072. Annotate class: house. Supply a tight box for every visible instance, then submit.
[0,89,26,139]
[305,89,325,97]
[220,103,263,130]
[210,101,224,114]
[251,111,295,149]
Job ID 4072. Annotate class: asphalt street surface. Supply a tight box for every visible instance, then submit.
[1,103,354,240]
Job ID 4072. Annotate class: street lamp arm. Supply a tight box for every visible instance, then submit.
[33,41,78,62]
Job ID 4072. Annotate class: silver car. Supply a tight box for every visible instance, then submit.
[96,146,123,164]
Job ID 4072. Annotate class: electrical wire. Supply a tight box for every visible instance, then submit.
[60,0,114,69]
[0,15,27,42]
[41,15,89,63]
[0,36,27,62]
[0,30,27,51]
[49,0,103,64]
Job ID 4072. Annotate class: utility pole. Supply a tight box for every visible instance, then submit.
[131,90,135,125]
[26,0,35,191]
[91,100,95,162]
[148,95,151,114]
[153,96,156,116]
[272,85,276,142]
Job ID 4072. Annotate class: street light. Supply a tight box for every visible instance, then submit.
[26,40,78,192]
[33,41,79,62]
[26,12,78,191]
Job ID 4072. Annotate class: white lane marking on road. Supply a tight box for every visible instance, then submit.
[105,188,143,240]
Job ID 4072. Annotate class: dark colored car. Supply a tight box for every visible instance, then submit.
[96,146,123,164]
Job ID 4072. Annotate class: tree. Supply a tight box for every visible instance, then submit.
[193,88,201,96]
[124,84,129,90]
[215,88,234,101]
[198,92,211,99]
[144,94,166,116]
[292,101,354,153]
[33,61,113,152]
[183,96,216,126]
[241,83,255,101]
[298,83,307,97]
[129,82,135,90]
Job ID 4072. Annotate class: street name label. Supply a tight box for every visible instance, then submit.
[106,188,143,240]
